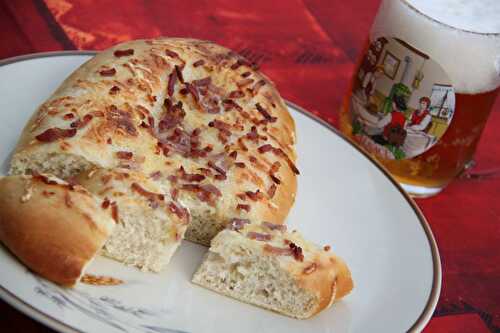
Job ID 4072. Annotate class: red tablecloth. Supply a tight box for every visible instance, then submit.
[1,1,499,332]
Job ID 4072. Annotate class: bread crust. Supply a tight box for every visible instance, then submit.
[0,175,115,286]
[11,38,298,245]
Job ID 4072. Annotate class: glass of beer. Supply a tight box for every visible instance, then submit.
[340,0,500,197]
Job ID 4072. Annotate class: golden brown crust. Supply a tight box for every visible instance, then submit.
[0,175,115,286]
[298,254,353,317]
[11,38,298,244]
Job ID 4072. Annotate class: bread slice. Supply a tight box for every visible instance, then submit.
[192,221,353,319]
[0,174,115,286]
[76,168,190,272]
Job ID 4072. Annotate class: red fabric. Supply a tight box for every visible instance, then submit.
[411,109,430,126]
[1,1,500,332]
[383,111,407,139]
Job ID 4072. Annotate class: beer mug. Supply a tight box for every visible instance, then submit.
[340,0,500,197]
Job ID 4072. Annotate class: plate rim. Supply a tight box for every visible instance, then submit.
[0,51,442,333]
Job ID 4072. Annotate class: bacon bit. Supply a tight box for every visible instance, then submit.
[209,120,232,143]
[150,171,162,180]
[229,150,238,160]
[41,190,55,197]
[256,103,277,123]
[227,218,250,231]
[245,126,259,142]
[267,184,277,198]
[183,173,205,182]
[249,156,258,163]
[179,88,189,95]
[116,151,133,160]
[207,161,226,180]
[270,174,281,185]
[263,244,293,256]
[165,49,178,58]
[201,184,222,197]
[35,128,77,142]
[262,221,287,232]
[131,182,165,203]
[284,239,291,245]
[181,183,221,204]
[159,99,185,131]
[241,71,251,78]
[246,189,264,201]
[81,274,123,286]
[147,115,155,128]
[63,113,75,120]
[229,90,245,99]
[107,138,113,144]
[235,162,246,168]
[106,105,138,136]
[168,201,189,221]
[214,174,226,180]
[148,95,157,103]
[270,161,281,173]
[179,166,206,182]
[236,204,250,212]
[237,78,254,88]
[289,242,304,261]
[111,202,119,223]
[198,168,212,176]
[114,49,134,57]
[175,65,184,83]
[100,68,116,76]
[193,77,211,87]
[193,59,205,67]
[231,58,252,70]
[273,148,300,175]
[258,144,274,154]
[171,188,179,201]
[185,83,199,102]
[238,137,248,151]
[167,70,178,97]
[303,263,317,275]
[222,99,243,112]
[247,232,272,241]
[70,114,93,129]
[230,59,244,70]
[101,197,111,209]
[323,245,331,251]
[251,80,266,96]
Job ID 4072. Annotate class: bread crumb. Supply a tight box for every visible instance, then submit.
[20,184,33,203]
[81,274,123,286]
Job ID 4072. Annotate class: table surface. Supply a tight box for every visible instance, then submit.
[1,1,499,332]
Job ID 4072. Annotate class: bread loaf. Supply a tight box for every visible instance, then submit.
[192,221,353,319]
[0,174,115,286]
[10,38,298,246]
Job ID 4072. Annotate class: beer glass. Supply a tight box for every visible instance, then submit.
[340,0,500,197]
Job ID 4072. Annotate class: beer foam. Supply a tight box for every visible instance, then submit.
[372,0,500,93]
[407,0,500,34]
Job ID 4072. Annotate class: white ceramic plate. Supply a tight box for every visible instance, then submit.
[0,52,441,333]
